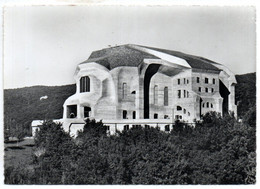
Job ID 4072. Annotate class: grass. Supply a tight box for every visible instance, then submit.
[4,138,35,169]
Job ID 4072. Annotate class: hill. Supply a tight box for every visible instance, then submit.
[4,84,76,137]
[235,72,256,117]
[3,72,256,137]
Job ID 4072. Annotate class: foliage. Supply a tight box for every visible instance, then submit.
[5,114,256,184]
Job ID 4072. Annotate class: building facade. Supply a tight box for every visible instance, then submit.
[62,44,237,135]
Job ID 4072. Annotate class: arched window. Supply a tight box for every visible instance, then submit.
[80,76,90,92]
[154,113,158,119]
[154,85,158,105]
[177,106,182,111]
[164,87,168,106]
[123,110,127,119]
[123,83,127,99]
[207,102,209,108]
[205,88,208,93]
[133,111,136,119]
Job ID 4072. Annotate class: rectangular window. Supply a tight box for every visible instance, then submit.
[184,78,186,84]
[124,125,129,130]
[187,79,189,84]
[187,91,189,98]
[212,88,214,93]
[165,125,170,132]
[205,88,208,93]
[184,90,186,98]
[178,79,180,85]
[205,78,209,84]
[213,78,216,84]
[178,90,181,98]
[197,77,200,83]
[198,87,201,92]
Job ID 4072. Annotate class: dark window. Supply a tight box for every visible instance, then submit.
[179,115,182,119]
[178,79,180,85]
[123,110,127,119]
[165,125,170,132]
[67,105,77,118]
[133,111,136,119]
[188,112,190,116]
[145,125,150,129]
[164,115,169,119]
[211,103,213,108]
[177,106,182,111]
[184,109,186,114]
[187,79,189,84]
[178,90,181,98]
[164,87,168,106]
[123,83,127,99]
[212,88,214,93]
[205,88,208,93]
[198,87,201,92]
[187,91,189,98]
[154,113,158,119]
[202,103,205,108]
[197,77,200,83]
[124,125,129,130]
[104,126,110,131]
[184,78,186,84]
[207,102,209,108]
[84,107,91,118]
[213,78,216,84]
[80,76,90,92]
[131,91,136,94]
[175,115,179,119]
[154,85,158,105]
[205,78,209,84]
[184,90,186,98]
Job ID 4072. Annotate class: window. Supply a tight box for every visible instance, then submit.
[154,113,158,119]
[154,85,158,105]
[205,78,209,84]
[184,78,186,84]
[197,77,200,83]
[80,76,90,92]
[131,91,136,94]
[187,91,189,98]
[123,83,127,99]
[67,105,77,118]
[124,125,129,130]
[145,125,150,129]
[164,87,168,106]
[198,87,201,92]
[187,79,189,84]
[179,115,182,119]
[188,112,190,116]
[164,115,169,119]
[184,90,186,98]
[165,125,170,132]
[211,103,213,108]
[213,78,216,84]
[84,107,91,118]
[133,111,136,119]
[212,88,214,93]
[202,103,205,108]
[175,115,179,119]
[104,126,110,131]
[178,79,180,85]
[207,102,209,108]
[205,88,208,93]
[178,90,181,98]
[177,106,182,111]
[123,110,127,119]
[184,109,186,114]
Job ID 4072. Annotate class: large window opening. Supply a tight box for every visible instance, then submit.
[164,87,168,106]
[154,113,158,119]
[123,110,127,119]
[67,105,77,118]
[133,111,136,119]
[84,107,91,118]
[80,76,90,93]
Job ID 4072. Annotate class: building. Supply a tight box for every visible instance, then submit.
[62,44,237,135]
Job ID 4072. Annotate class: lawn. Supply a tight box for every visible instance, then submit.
[4,138,35,169]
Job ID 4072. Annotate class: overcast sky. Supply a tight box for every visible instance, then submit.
[3,6,256,89]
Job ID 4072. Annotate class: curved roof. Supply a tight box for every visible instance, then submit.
[81,44,221,71]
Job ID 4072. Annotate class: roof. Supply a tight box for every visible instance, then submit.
[81,44,221,71]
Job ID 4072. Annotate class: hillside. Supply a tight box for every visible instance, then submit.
[3,72,256,137]
[4,84,76,136]
[235,72,256,117]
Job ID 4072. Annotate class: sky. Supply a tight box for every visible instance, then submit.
[3,5,256,89]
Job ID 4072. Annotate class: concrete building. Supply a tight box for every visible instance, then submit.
[62,44,237,135]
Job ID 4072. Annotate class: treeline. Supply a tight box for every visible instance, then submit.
[5,109,256,184]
